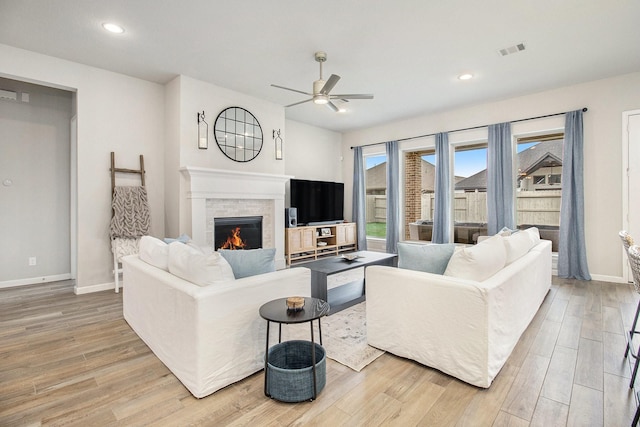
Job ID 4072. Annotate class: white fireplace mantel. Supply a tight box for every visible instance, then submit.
[180,166,292,269]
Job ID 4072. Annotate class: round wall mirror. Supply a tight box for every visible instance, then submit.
[214,107,263,162]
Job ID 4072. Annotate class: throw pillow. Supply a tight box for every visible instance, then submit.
[502,231,536,264]
[498,226,519,236]
[522,227,541,245]
[138,235,169,271]
[397,242,455,274]
[218,248,276,279]
[444,234,506,281]
[163,233,191,244]
[168,242,235,286]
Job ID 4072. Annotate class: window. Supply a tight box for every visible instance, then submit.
[364,154,387,238]
[453,143,487,244]
[515,134,563,252]
[533,175,546,185]
[401,130,565,251]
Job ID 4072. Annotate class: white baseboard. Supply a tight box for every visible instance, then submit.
[74,281,119,295]
[590,274,628,284]
[0,273,72,289]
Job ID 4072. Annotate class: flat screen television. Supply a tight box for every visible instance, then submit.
[289,179,344,226]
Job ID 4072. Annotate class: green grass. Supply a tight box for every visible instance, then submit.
[366,222,387,238]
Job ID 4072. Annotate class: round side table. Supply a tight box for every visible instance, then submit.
[259,297,330,401]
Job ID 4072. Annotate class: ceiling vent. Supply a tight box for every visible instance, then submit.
[498,43,526,57]
[0,89,17,101]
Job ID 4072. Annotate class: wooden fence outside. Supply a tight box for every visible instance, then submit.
[368,190,561,226]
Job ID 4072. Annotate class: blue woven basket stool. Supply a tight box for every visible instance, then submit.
[266,340,326,402]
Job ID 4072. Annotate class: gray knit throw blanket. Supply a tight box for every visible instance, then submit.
[110,186,151,238]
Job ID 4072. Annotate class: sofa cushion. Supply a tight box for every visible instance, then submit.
[444,234,506,281]
[168,242,235,286]
[397,242,455,274]
[219,248,276,279]
[139,235,169,271]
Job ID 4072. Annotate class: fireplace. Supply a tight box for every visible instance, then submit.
[215,216,263,250]
[180,166,291,269]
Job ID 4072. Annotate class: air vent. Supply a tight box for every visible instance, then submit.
[498,43,526,57]
[0,89,17,101]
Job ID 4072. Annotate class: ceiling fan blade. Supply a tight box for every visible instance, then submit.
[285,98,313,108]
[326,101,339,112]
[271,84,312,96]
[330,94,374,100]
[320,74,340,95]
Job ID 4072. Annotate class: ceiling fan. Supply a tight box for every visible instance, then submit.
[271,51,374,112]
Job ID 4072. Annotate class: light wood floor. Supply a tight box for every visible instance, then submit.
[1,277,639,426]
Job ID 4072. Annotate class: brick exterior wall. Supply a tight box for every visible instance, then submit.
[404,152,422,239]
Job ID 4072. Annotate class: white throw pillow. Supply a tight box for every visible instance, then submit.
[444,234,507,281]
[168,242,235,286]
[522,227,541,245]
[138,235,169,271]
[502,231,536,264]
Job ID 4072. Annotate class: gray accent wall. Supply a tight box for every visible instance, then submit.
[0,78,72,283]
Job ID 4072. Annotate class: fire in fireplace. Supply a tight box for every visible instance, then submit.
[214,216,263,250]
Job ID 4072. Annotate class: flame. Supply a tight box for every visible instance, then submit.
[219,226,247,250]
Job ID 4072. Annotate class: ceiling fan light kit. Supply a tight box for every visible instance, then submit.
[271,51,373,112]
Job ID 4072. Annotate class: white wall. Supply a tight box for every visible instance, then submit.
[284,119,343,183]
[164,77,181,239]
[0,79,72,284]
[161,78,345,245]
[0,44,166,293]
[342,72,640,282]
[163,75,287,237]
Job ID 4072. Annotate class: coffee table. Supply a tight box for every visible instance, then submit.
[303,251,397,314]
[259,297,330,401]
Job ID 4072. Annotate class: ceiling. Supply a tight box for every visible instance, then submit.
[0,0,639,133]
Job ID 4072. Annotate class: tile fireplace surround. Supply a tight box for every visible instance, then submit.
[180,167,292,269]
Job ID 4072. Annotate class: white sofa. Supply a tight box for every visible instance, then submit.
[122,240,311,398]
[365,230,552,388]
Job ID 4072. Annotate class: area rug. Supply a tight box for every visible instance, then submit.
[282,302,384,372]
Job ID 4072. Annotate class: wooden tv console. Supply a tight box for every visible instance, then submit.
[285,223,357,266]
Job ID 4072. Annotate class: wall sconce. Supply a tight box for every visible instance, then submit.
[273,129,283,160]
[197,111,208,149]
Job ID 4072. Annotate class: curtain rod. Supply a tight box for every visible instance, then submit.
[350,107,588,149]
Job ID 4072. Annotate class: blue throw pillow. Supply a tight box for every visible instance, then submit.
[397,242,455,275]
[164,234,191,244]
[218,248,276,279]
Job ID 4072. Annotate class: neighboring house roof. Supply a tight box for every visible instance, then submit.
[455,169,488,192]
[366,162,387,190]
[517,139,563,176]
[455,140,563,191]
[421,160,464,192]
[366,159,464,192]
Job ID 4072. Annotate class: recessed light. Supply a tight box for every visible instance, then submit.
[338,108,347,113]
[458,73,473,81]
[102,23,125,34]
